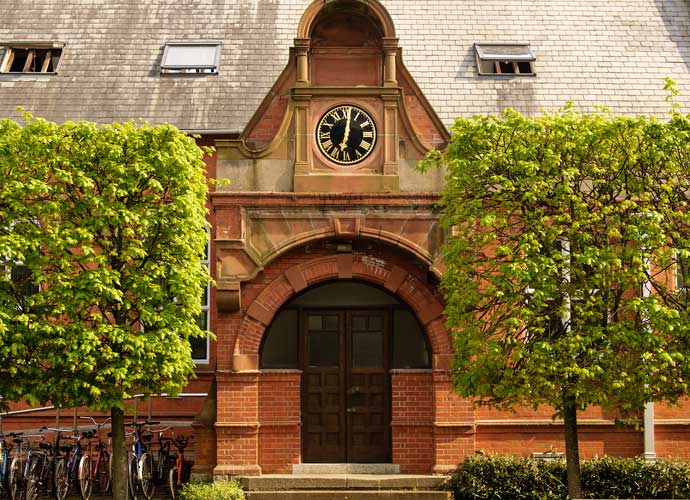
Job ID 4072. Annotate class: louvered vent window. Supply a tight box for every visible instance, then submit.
[475,43,536,76]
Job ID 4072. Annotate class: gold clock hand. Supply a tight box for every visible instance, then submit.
[339,108,351,151]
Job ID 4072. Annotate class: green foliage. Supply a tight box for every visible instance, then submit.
[179,480,246,500]
[0,113,210,410]
[450,455,566,500]
[422,104,690,417]
[450,456,690,500]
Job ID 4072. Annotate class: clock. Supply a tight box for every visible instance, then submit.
[316,104,377,165]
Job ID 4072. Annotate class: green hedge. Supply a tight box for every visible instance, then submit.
[449,456,690,500]
[178,480,246,500]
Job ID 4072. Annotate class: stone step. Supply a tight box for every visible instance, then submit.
[239,474,448,491]
[246,490,452,500]
[293,463,401,474]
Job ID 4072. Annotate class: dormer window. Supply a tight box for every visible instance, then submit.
[160,41,221,75]
[0,44,64,73]
[474,43,535,76]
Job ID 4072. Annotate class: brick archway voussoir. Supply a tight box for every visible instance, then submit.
[235,254,449,365]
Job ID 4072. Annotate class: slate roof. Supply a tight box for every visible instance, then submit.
[1,0,690,133]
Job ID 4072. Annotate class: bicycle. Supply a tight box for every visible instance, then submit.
[126,420,158,500]
[0,433,18,498]
[79,417,111,495]
[153,427,173,489]
[8,432,43,500]
[62,430,92,500]
[167,435,193,500]
[24,429,67,500]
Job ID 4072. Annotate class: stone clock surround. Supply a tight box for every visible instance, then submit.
[214,0,449,196]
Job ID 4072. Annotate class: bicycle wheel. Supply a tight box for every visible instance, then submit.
[8,457,22,500]
[0,452,5,495]
[167,467,180,500]
[139,453,155,500]
[53,459,68,500]
[127,454,138,500]
[78,454,92,500]
[96,450,110,493]
[25,455,41,500]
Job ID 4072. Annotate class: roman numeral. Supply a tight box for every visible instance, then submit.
[322,139,333,151]
[343,150,351,162]
[319,131,330,140]
[361,139,372,151]
[360,120,370,128]
[363,131,374,139]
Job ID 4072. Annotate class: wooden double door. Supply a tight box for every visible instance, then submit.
[301,309,391,463]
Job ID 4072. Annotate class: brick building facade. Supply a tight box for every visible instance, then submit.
[4,0,690,477]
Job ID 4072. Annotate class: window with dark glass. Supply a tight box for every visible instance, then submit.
[259,281,431,370]
[1,44,64,73]
[392,309,430,368]
[190,236,210,362]
[260,309,299,369]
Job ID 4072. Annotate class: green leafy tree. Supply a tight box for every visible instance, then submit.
[0,114,210,500]
[421,102,690,498]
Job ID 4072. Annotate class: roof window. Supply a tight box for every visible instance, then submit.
[0,44,64,73]
[161,41,221,75]
[474,43,535,76]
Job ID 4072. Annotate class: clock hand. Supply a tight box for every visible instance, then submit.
[339,108,351,151]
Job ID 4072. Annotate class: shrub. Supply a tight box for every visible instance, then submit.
[580,457,690,499]
[449,455,690,500]
[178,480,246,500]
[450,455,566,500]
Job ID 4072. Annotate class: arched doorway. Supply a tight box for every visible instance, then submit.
[260,281,430,463]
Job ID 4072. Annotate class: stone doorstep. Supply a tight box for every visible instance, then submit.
[293,463,401,474]
[238,474,449,491]
[245,491,452,500]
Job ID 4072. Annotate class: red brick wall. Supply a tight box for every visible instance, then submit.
[258,371,302,473]
[214,372,261,475]
[391,371,434,472]
[475,426,642,458]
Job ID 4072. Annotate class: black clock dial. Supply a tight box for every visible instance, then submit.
[316,105,377,165]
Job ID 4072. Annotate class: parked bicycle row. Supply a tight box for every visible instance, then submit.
[0,418,193,500]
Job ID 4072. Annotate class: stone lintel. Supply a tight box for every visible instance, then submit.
[294,174,400,193]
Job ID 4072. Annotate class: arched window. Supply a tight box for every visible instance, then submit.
[260,281,430,369]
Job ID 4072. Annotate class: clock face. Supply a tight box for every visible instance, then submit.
[316,105,377,165]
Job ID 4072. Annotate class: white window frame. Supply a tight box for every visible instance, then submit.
[160,41,222,75]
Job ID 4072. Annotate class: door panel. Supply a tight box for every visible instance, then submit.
[302,309,391,463]
[303,312,345,463]
[347,311,390,463]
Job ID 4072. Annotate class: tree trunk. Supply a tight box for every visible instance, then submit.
[563,393,583,499]
[111,407,128,500]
